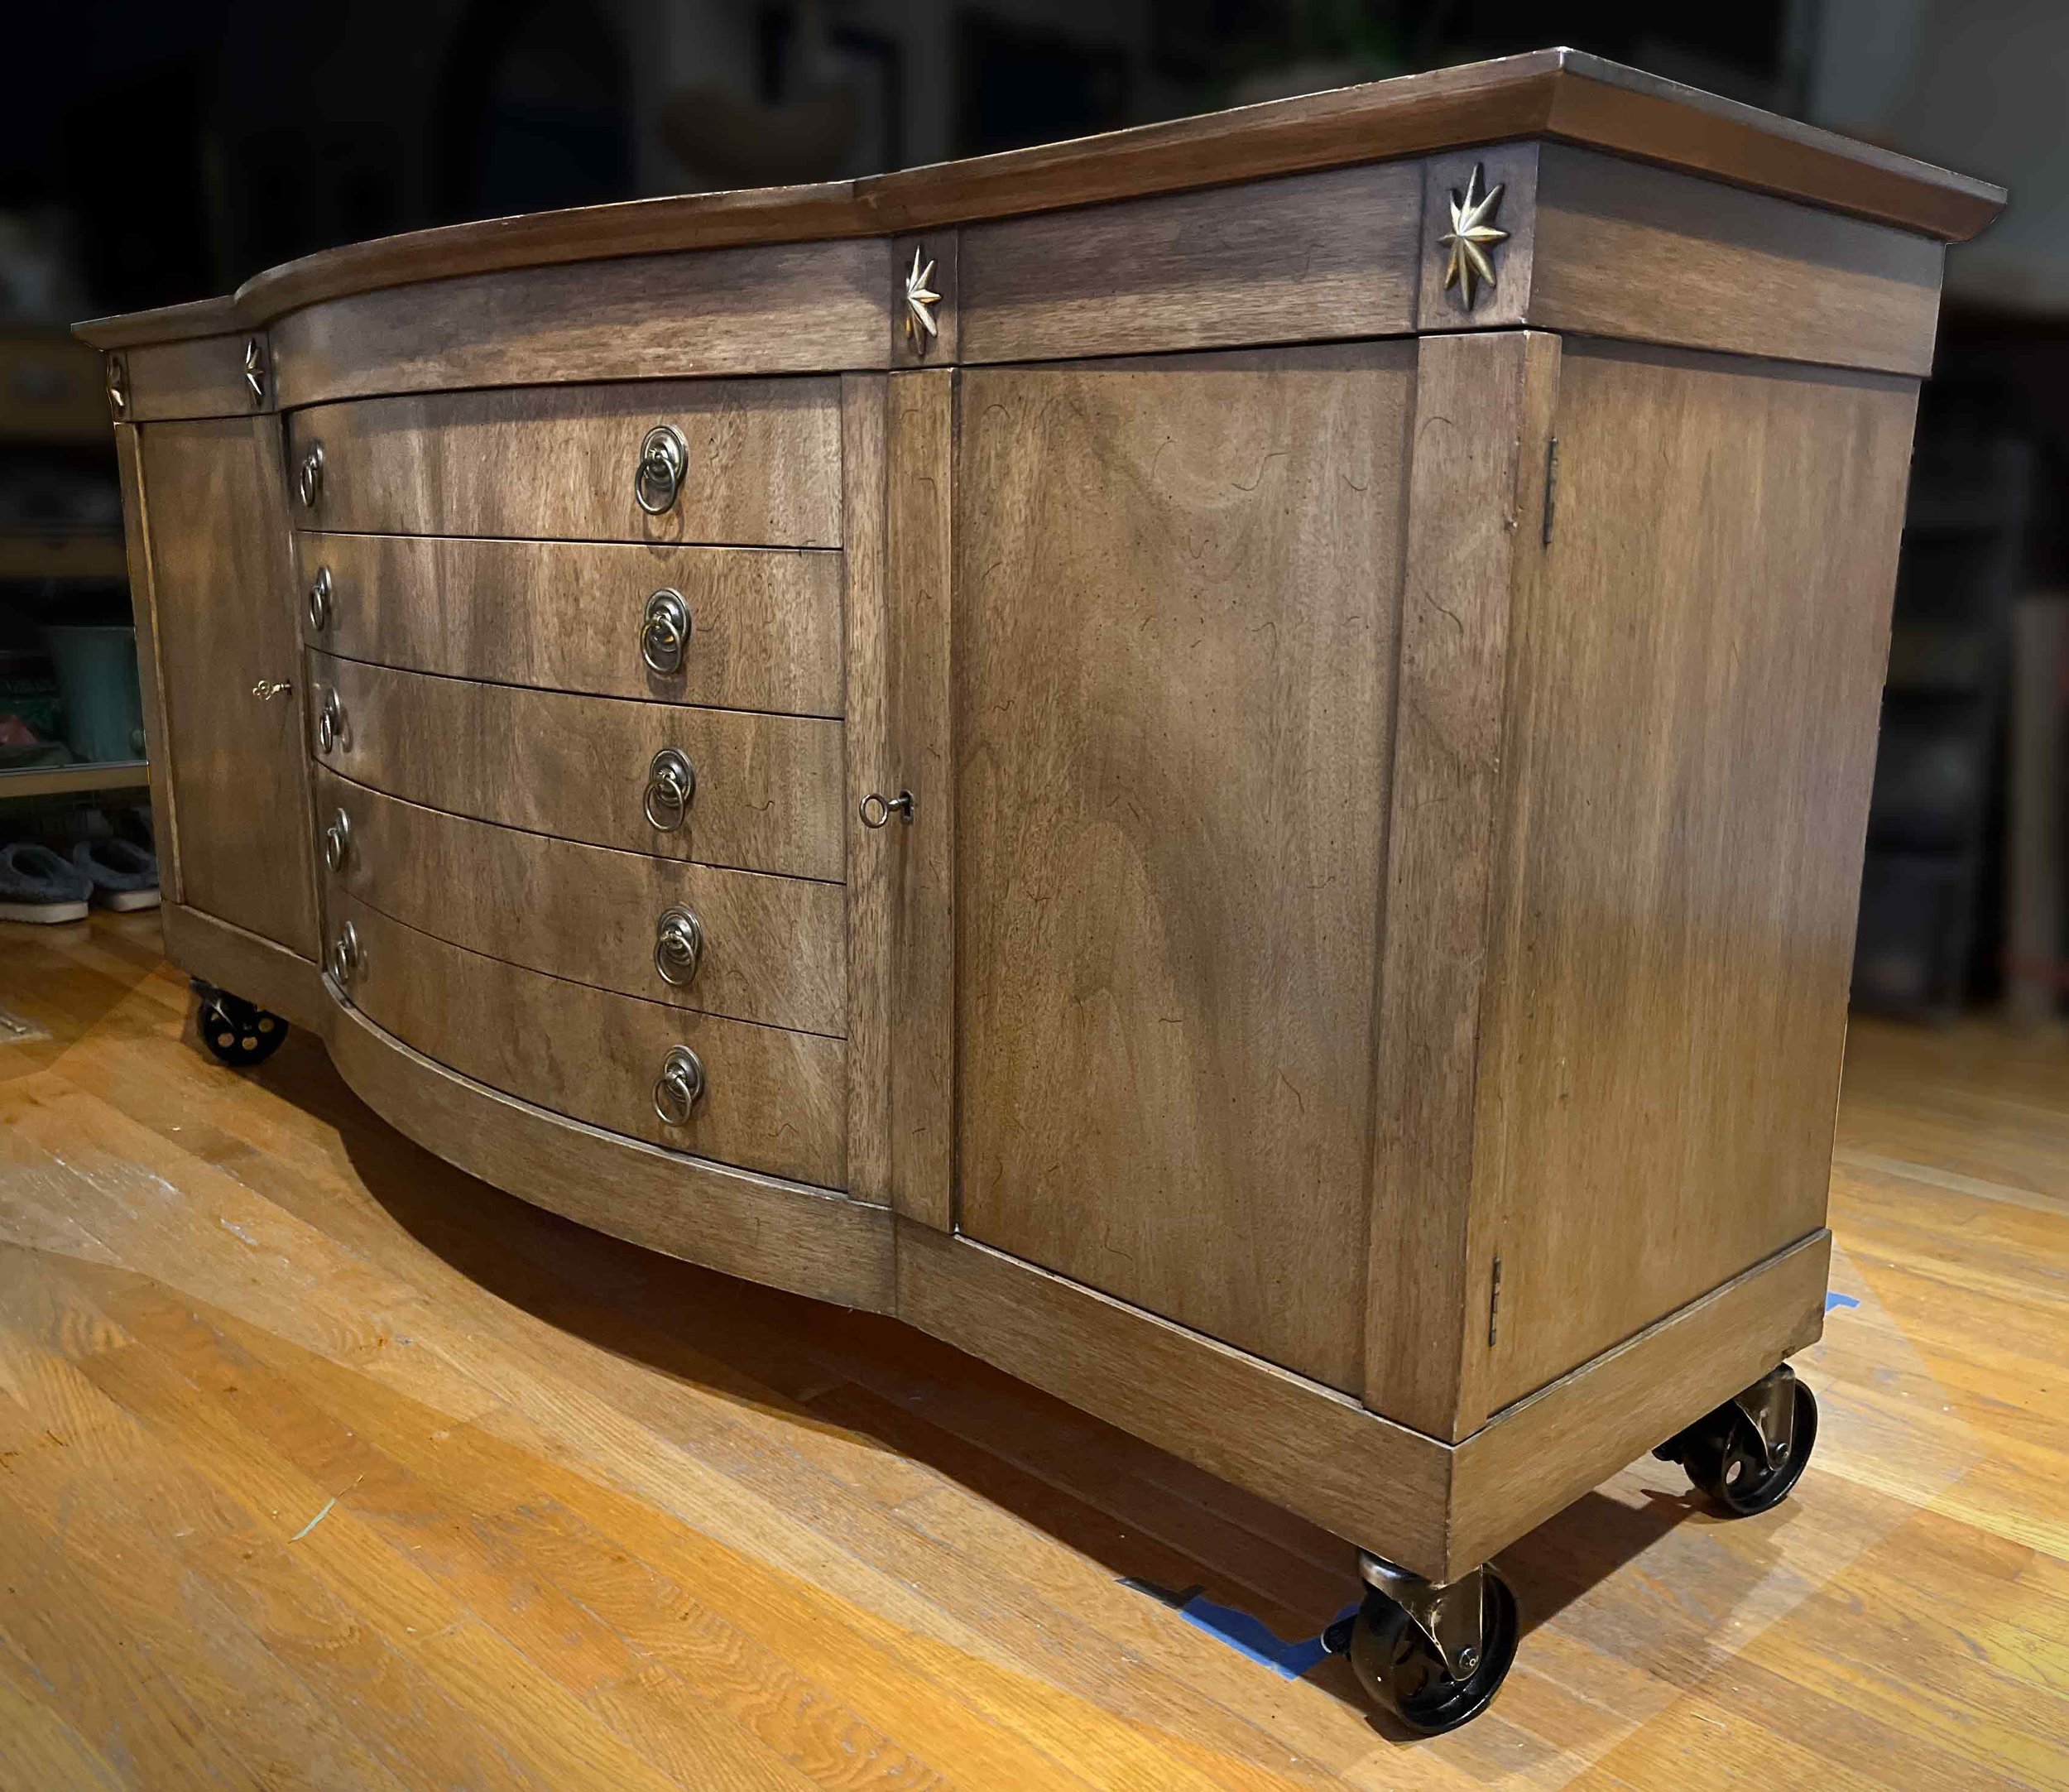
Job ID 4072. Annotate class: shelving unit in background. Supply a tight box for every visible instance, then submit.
[0,323,139,813]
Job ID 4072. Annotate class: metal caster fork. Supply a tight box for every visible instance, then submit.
[1337,1553,1519,1735]
[1654,1363,1819,1517]
[193,979,289,1069]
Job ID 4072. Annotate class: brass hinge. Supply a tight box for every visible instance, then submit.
[1540,438,1559,547]
[1487,1254,1504,1347]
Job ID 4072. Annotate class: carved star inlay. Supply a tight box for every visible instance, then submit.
[1438,164,1509,310]
[903,245,942,351]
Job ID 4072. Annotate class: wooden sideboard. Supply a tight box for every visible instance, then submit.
[80,49,2001,1734]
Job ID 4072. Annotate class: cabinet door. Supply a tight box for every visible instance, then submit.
[138,418,318,957]
[893,345,1414,1393]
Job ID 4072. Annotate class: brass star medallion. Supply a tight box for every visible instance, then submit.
[1438,164,1509,310]
[903,245,942,352]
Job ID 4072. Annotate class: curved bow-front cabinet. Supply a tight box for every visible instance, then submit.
[83,50,2000,1732]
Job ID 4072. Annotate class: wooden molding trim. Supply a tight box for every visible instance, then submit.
[1447,1228,1830,1574]
[74,50,1999,350]
[324,999,896,1314]
[161,904,329,1034]
[894,1220,1456,1577]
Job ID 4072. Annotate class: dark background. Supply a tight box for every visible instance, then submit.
[3,0,2062,1022]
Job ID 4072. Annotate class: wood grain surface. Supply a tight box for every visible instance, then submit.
[118,332,267,420]
[958,162,1421,363]
[271,239,883,406]
[74,49,2001,354]
[112,425,182,904]
[2,914,2062,1788]
[1467,342,1918,1419]
[1528,143,1947,375]
[884,371,957,1231]
[1363,331,1563,1440]
[283,380,843,548]
[953,344,1414,1392]
[316,770,847,1037]
[295,533,845,716]
[137,418,318,957]
[309,655,845,881]
[331,893,846,1189]
[158,902,328,1032]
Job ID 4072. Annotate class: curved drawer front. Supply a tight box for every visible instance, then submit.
[283,378,842,546]
[296,533,843,715]
[317,770,844,1035]
[310,653,844,880]
[329,894,846,1189]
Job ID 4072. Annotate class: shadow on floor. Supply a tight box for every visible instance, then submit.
[246,1023,1718,1728]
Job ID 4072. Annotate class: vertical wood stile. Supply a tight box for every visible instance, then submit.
[1365,329,1562,1442]
[886,371,958,1232]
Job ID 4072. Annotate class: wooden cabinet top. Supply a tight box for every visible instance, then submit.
[79,48,1999,351]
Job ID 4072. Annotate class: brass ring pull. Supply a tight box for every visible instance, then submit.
[316,686,343,754]
[250,679,292,701]
[297,442,324,511]
[243,336,266,406]
[322,810,351,872]
[858,790,914,829]
[653,1045,706,1126]
[641,588,690,674]
[328,920,361,992]
[653,905,704,988]
[642,747,694,832]
[634,424,688,515]
[307,565,333,632]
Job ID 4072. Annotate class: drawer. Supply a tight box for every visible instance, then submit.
[310,654,844,881]
[283,378,842,546]
[329,894,846,1188]
[317,771,845,1035]
[295,533,843,715]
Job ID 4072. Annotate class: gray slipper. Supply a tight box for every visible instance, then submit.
[0,842,93,925]
[73,837,161,912]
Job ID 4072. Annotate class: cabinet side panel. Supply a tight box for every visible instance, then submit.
[138,419,319,958]
[954,344,1414,1393]
[1473,342,1917,1415]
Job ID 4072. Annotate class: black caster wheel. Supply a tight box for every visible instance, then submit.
[1346,1557,1519,1736]
[1655,1364,1818,1517]
[194,981,288,1068]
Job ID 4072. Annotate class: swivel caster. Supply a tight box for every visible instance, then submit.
[1654,1363,1818,1517]
[193,979,288,1068]
[1340,1553,1519,1735]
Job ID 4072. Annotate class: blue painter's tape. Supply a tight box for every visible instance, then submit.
[1825,1291,1861,1313]
[1178,1596,1362,1679]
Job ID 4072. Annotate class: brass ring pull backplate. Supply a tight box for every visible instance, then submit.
[634,424,689,515]
[642,746,694,831]
[316,685,343,754]
[323,809,351,872]
[243,336,266,406]
[641,588,691,674]
[308,565,333,632]
[653,1045,706,1126]
[297,442,324,511]
[858,790,914,829]
[328,920,361,992]
[653,905,705,988]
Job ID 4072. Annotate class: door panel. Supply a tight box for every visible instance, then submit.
[140,419,318,956]
[952,344,1414,1392]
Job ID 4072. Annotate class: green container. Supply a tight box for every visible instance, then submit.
[41,626,145,763]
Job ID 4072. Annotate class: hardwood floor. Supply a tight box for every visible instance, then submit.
[0,910,2063,1790]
